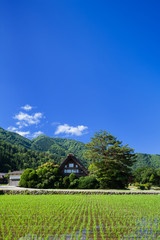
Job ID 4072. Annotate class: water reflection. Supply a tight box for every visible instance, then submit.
[19,218,160,240]
[124,217,160,239]
[19,228,94,240]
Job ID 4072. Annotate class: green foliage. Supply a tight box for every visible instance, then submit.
[133,167,159,185]
[66,173,79,189]
[19,169,38,188]
[134,182,140,188]
[135,182,151,190]
[69,179,79,189]
[0,127,31,149]
[36,162,61,189]
[139,185,146,190]
[145,183,152,190]
[78,176,99,189]
[85,130,135,189]
[0,127,89,169]
[133,153,160,170]
[1,126,160,172]
[68,173,76,183]
[19,163,62,189]
[32,136,88,166]
[62,176,70,188]
[0,140,55,172]
[149,174,155,184]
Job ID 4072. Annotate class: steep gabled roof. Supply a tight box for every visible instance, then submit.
[59,153,88,175]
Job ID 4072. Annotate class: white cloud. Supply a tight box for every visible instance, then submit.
[55,124,88,136]
[21,104,33,111]
[16,121,28,128]
[15,131,30,137]
[7,126,18,132]
[8,127,43,138]
[14,112,43,128]
[32,131,44,138]
[7,105,45,139]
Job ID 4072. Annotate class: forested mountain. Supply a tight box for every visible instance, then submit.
[133,153,160,170]
[0,127,31,149]
[0,127,87,163]
[1,126,160,172]
[0,127,89,171]
[0,140,55,172]
[31,135,88,165]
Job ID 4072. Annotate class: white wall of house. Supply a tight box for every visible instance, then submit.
[9,175,21,186]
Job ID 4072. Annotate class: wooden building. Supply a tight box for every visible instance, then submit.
[0,173,7,184]
[8,170,24,187]
[59,154,88,177]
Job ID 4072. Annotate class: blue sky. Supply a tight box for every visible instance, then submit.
[0,1,160,154]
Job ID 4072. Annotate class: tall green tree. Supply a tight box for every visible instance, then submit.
[85,130,135,189]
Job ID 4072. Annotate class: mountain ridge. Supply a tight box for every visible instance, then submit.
[1,127,160,171]
[0,127,88,167]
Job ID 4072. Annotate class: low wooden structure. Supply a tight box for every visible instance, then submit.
[59,154,88,177]
[8,171,24,187]
[0,173,7,184]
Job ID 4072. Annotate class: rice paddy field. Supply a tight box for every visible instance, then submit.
[0,195,160,240]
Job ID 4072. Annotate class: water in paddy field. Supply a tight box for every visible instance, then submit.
[124,217,160,239]
[19,227,95,240]
[19,218,160,240]
[19,229,93,239]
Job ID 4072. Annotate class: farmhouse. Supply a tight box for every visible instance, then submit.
[8,154,88,187]
[8,170,24,187]
[59,153,88,177]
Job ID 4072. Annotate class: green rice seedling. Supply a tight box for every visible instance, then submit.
[85,205,91,240]
[62,201,81,238]
[1,195,160,239]
[78,202,88,240]
[70,200,86,240]
[91,201,98,240]
[55,203,76,238]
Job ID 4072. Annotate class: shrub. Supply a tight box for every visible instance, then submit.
[135,182,151,190]
[139,185,145,190]
[144,183,151,190]
[36,183,43,189]
[78,176,99,189]
[62,176,70,189]
[69,179,79,189]
[19,169,38,188]
[134,182,140,188]
[69,173,77,183]
[19,163,62,189]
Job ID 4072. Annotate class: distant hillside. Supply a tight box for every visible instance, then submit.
[0,139,55,172]
[1,126,160,171]
[133,153,160,170]
[31,135,88,165]
[0,127,31,149]
[0,127,89,168]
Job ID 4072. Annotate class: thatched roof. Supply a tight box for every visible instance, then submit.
[59,153,88,175]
